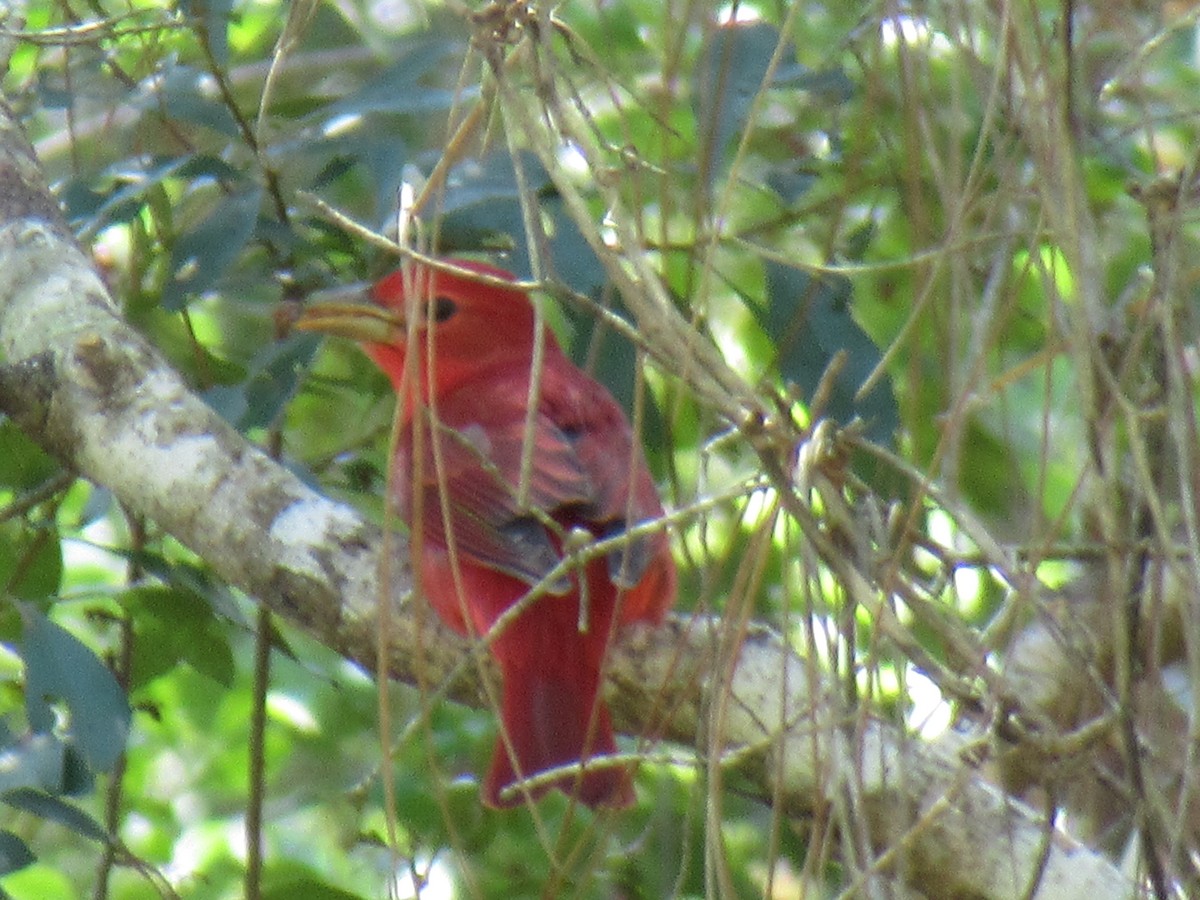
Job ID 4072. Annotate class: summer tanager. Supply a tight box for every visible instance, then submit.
[295,259,677,808]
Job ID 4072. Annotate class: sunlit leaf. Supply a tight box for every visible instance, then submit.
[0,421,60,491]
[123,585,236,688]
[0,522,63,602]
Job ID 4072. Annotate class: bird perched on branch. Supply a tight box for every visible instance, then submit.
[294,258,677,808]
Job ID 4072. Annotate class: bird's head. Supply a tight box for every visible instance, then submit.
[293,258,544,397]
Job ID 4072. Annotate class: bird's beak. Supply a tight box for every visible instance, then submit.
[290,282,405,344]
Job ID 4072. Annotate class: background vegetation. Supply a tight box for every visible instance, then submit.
[3,0,1200,896]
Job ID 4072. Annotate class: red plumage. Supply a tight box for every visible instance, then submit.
[352,260,676,808]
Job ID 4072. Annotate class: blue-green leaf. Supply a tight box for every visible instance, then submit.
[22,609,130,772]
[1,789,109,844]
[155,65,240,137]
[179,0,234,69]
[696,22,783,183]
[765,164,818,206]
[762,261,898,446]
[0,831,35,877]
[164,186,264,311]
[0,731,65,795]
[320,38,470,120]
[204,334,320,432]
[776,65,855,101]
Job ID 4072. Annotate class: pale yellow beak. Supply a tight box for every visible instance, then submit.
[290,283,405,344]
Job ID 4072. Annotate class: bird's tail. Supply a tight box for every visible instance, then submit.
[484,671,634,808]
[483,595,634,809]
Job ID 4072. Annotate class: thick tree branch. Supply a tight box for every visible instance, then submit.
[0,92,1135,898]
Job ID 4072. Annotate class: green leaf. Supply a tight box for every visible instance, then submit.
[58,745,94,798]
[126,552,247,627]
[155,65,240,137]
[203,336,319,432]
[776,65,855,100]
[762,261,898,446]
[312,133,409,220]
[436,154,536,258]
[0,731,65,795]
[437,150,609,292]
[261,879,366,900]
[0,789,109,844]
[65,154,242,239]
[163,186,264,311]
[0,522,63,602]
[696,22,786,184]
[440,151,550,215]
[179,0,234,67]
[566,289,660,427]
[0,831,35,877]
[22,608,130,773]
[0,723,92,799]
[765,162,818,206]
[0,421,60,491]
[124,585,236,688]
[544,194,606,297]
[319,37,470,121]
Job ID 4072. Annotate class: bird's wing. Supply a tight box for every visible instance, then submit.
[403,387,594,591]
[544,374,665,592]
[402,369,666,593]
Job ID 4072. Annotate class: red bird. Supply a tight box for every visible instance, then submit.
[295,259,677,808]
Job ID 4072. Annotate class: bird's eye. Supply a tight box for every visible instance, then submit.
[432,296,458,323]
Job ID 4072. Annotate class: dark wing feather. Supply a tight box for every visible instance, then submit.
[545,375,663,590]
[399,387,590,589]
[396,362,662,591]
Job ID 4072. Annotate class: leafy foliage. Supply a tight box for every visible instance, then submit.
[7,0,1200,897]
